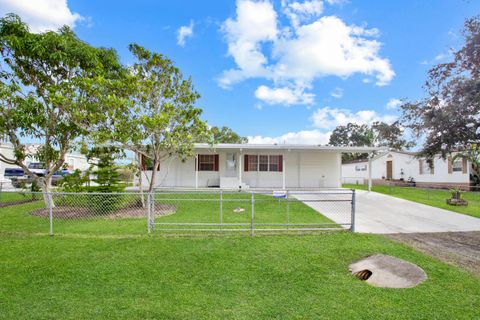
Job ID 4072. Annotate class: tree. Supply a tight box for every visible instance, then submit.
[372,121,415,150]
[329,121,414,162]
[401,16,480,160]
[0,14,125,206]
[110,44,209,193]
[328,123,374,162]
[209,126,248,144]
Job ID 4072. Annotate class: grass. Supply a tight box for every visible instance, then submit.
[0,233,479,319]
[0,191,38,204]
[344,184,480,219]
[0,192,335,236]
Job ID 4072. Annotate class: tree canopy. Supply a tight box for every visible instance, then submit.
[402,15,480,159]
[329,121,414,162]
[0,14,126,202]
[209,126,248,144]
[106,43,209,192]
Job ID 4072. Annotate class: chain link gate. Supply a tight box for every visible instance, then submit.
[0,189,355,236]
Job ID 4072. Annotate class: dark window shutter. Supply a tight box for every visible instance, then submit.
[244,155,249,172]
[462,157,467,174]
[419,160,423,174]
[278,155,283,172]
[214,154,219,171]
[448,157,453,174]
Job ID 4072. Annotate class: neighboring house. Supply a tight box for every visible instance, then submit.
[342,150,471,188]
[139,143,380,189]
[0,143,91,181]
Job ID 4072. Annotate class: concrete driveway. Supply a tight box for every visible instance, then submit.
[294,190,480,234]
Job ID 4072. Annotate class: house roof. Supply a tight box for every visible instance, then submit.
[194,143,384,153]
[342,149,419,165]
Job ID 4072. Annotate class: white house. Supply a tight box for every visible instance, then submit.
[0,142,91,181]
[342,150,471,188]
[139,143,380,190]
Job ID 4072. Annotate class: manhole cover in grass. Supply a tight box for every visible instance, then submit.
[349,254,427,288]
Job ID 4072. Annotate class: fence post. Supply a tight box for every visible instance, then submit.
[147,192,151,233]
[250,192,255,237]
[151,191,155,231]
[49,193,53,236]
[350,189,356,233]
[286,190,290,230]
[220,190,223,226]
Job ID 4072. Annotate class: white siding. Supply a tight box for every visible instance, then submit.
[144,149,342,189]
[342,151,470,185]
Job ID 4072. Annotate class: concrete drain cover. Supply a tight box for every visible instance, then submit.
[349,254,427,288]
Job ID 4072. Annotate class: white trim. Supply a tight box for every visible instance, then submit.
[194,143,383,153]
[195,155,198,189]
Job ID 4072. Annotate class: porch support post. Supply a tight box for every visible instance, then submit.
[282,153,286,190]
[368,153,372,192]
[238,149,242,187]
[195,154,198,189]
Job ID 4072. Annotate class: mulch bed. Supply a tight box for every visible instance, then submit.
[0,199,37,208]
[31,200,176,219]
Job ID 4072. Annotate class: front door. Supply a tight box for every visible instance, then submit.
[386,160,393,180]
[225,153,237,177]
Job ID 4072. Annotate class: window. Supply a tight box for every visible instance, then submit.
[452,158,463,172]
[247,155,258,171]
[419,159,433,174]
[269,155,280,172]
[244,155,282,172]
[355,164,367,171]
[259,155,268,171]
[197,154,218,171]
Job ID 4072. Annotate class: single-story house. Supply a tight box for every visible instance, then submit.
[140,143,380,190]
[0,142,91,181]
[342,150,471,188]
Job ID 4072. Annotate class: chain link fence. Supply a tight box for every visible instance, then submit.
[0,188,355,236]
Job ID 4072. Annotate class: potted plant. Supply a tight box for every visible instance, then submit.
[447,187,468,206]
[407,177,416,187]
[449,187,462,200]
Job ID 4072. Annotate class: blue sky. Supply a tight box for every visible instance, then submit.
[1,0,479,145]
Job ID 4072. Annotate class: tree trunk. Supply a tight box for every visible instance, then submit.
[148,160,159,193]
[39,176,55,209]
[138,154,145,208]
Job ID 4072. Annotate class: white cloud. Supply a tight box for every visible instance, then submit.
[219,0,394,104]
[255,85,314,105]
[272,16,394,86]
[248,105,396,145]
[330,87,343,98]
[386,98,402,110]
[282,0,324,28]
[218,0,277,88]
[0,0,83,33]
[310,107,396,129]
[177,20,194,46]
[248,129,331,145]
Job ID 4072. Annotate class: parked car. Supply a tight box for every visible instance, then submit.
[4,168,24,178]
[28,162,47,176]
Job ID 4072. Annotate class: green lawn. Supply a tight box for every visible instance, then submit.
[0,192,336,236]
[0,191,38,204]
[0,233,479,319]
[344,184,480,218]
